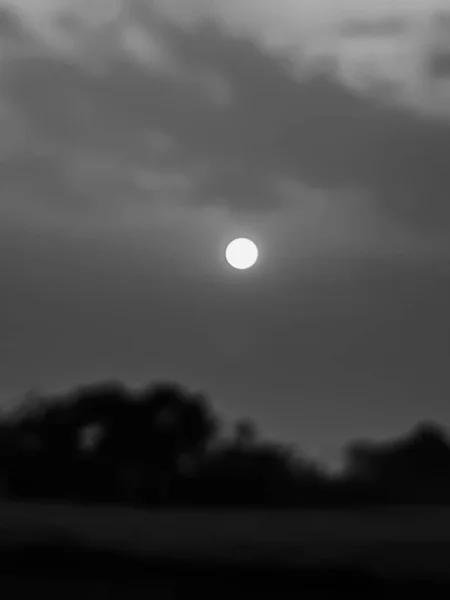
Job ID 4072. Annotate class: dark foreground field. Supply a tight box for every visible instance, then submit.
[2,501,450,597]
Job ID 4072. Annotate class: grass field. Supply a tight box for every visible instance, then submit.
[2,501,450,583]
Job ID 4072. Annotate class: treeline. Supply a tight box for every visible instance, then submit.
[0,380,449,508]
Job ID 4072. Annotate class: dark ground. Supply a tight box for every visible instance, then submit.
[2,501,450,597]
[2,541,450,599]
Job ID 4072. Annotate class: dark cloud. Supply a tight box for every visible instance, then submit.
[428,50,450,79]
[425,10,450,81]
[0,6,23,40]
[339,15,411,38]
[0,152,83,213]
[164,20,450,231]
[3,10,450,231]
[433,9,450,32]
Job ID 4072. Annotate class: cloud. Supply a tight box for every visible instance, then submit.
[339,14,413,37]
[1,0,450,252]
[3,0,450,113]
[152,0,450,115]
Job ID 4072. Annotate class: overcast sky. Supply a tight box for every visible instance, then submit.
[1,0,450,468]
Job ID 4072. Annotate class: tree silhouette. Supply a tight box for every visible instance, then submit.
[0,381,220,504]
[343,421,450,504]
[3,381,450,508]
[91,382,219,503]
[233,418,258,449]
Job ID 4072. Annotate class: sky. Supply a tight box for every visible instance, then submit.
[1,0,450,469]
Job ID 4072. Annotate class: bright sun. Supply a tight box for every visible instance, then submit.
[225,238,258,270]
